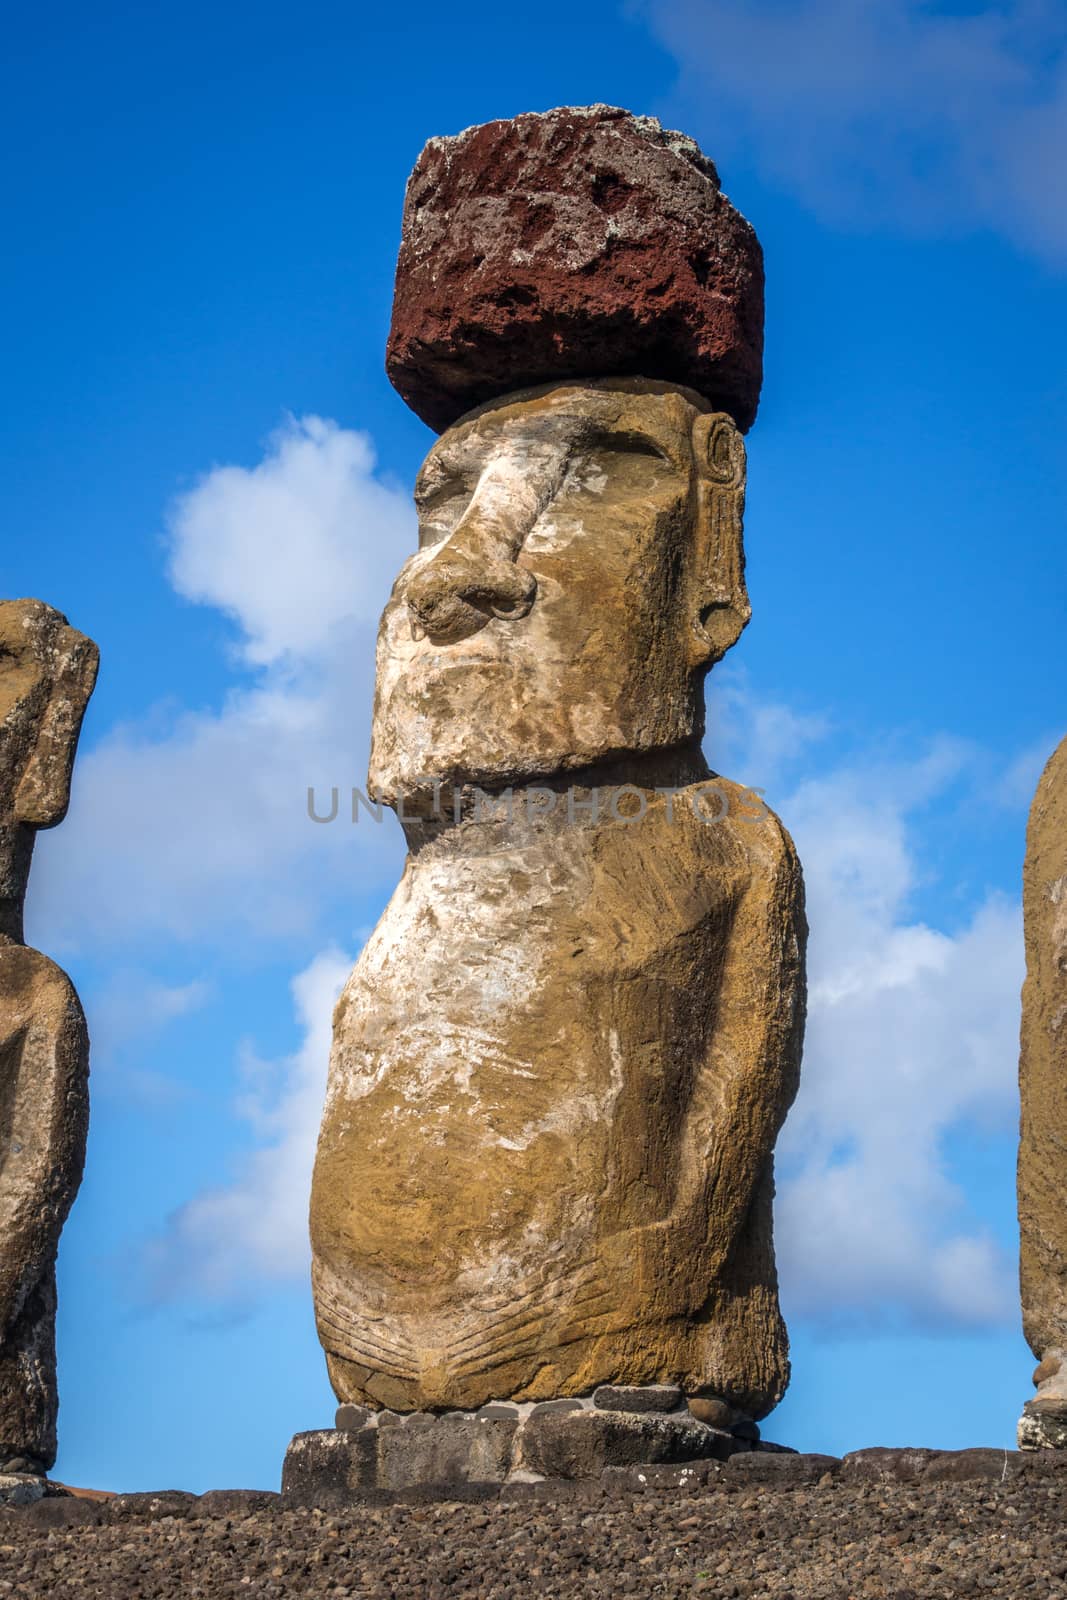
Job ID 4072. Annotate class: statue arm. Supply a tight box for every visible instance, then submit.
[677,799,807,1290]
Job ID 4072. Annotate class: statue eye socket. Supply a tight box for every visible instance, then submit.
[583,430,669,461]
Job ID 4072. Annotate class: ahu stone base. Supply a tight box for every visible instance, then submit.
[1018,1397,1067,1450]
[282,1387,761,1505]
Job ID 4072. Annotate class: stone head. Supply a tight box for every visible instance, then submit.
[368,378,750,803]
[0,600,99,829]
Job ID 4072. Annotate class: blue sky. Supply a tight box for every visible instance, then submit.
[3,0,1065,1489]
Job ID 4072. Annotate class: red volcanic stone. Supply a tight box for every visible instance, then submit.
[386,105,764,434]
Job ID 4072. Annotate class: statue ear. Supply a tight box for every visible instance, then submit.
[688,412,751,668]
[14,626,99,828]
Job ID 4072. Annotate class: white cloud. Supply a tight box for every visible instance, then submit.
[167,415,410,667]
[143,947,351,1299]
[645,0,1067,257]
[27,416,411,950]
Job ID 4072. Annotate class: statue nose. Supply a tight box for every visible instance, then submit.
[405,433,570,644]
[405,552,537,644]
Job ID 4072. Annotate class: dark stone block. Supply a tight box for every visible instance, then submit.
[281,1429,377,1506]
[726,1452,840,1485]
[282,1417,518,1503]
[385,1481,502,1507]
[527,1399,586,1418]
[922,1449,1017,1484]
[335,1403,371,1432]
[23,1495,103,1528]
[108,1490,199,1521]
[1007,1448,1067,1479]
[377,1416,516,1490]
[521,1408,735,1479]
[193,1489,281,1516]
[593,1385,684,1414]
[601,1459,722,1493]
[840,1448,941,1483]
[730,1418,761,1442]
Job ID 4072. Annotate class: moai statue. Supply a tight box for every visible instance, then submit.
[309,109,806,1432]
[1018,735,1067,1449]
[0,600,97,1475]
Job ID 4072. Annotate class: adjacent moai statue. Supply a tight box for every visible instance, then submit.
[310,108,806,1424]
[1018,735,1067,1449]
[0,600,97,1474]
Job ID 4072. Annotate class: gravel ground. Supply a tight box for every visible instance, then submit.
[0,1463,1064,1600]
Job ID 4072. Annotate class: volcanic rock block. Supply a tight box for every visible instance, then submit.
[1020,1398,1067,1451]
[0,600,98,1473]
[593,1384,684,1414]
[1018,734,1067,1447]
[386,105,764,434]
[520,1410,736,1480]
[282,1430,378,1504]
[0,1475,47,1508]
[376,1416,517,1491]
[282,1418,518,1502]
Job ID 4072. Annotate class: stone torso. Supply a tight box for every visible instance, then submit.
[311,778,804,1416]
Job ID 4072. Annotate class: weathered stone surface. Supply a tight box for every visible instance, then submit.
[281,1430,377,1504]
[23,1493,101,1527]
[600,1459,722,1493]
[1018,735,1067,1447]
[521,1410,735,1479]
[377,1417,516,1490]
[310,381,806,1421]
[334,1402,370,1431]
[386,106,763,435]
[726,1451,839,1485]
[0,600,98,1472]
[1019,1399,1067,1450]
[0,1474,46,1507]
[527,1399,586,1418]
[730,1417,761,1442]
[366,381,754,799]
[192,1489,281,1516]
[108,1491,198,1521]
[400,1410,438,1429]
[840,1447,942,1483]
[593,1384,683,1414]
[923,1448,1018,1483]
[687,1394,743,1429]
[282,1418,517,1502]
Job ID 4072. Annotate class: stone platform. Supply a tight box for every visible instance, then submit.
[282,1386,775,1505]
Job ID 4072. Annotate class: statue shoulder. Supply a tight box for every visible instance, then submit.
[0,944,86,1036]
[689,775,803,897]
